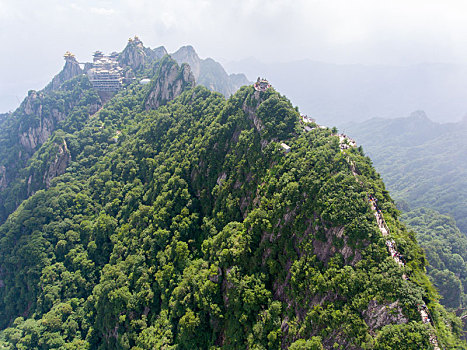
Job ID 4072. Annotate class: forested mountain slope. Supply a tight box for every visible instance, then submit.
[0,76,102,222]
[0,37,248,229]
[402,208,467,310]
[0,53,464,349]
[342,112,467,234]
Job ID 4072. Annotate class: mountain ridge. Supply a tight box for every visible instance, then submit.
[0,38,248,225]
[0,41,464,349]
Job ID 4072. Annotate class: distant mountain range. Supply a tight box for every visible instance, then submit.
[0,39,462,347]
[224,58,467,124]
[342,112,467,233]
[1,41,249,113]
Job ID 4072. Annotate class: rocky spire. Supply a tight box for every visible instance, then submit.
[151,46,168,61]
[171,45,201,80]
[145,57,195,110]
[118,35,146,70]
[45,52,83,91]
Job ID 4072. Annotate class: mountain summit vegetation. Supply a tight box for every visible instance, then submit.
[0,39,464,349]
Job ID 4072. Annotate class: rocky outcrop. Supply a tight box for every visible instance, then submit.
[313,225,362,266]
[171,46,250,97]
[20,118,55,151]
[45,55,83,91]
[19,91,65,151]
[44,140,71,188]
[0,166,6,191]
[150,46,168,61]
[25,139,71,196]
[145,58,195,110]
[242,90,264,133]
[119,36,146,71]
[363,300,408,333]
[18,87,100,153]
[0,74,101,224]
[171,45,201,79]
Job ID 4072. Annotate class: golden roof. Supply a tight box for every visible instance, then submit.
[64,51,75,59]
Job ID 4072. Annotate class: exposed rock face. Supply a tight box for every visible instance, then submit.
[117,40,249,98]
[151,46,168,61]
[19,91,65,151]
[171,46,250,97]
[119,37,146,70]
[171,45,201,79]
[363,300,408,332]
[145,58,195,110]
[313,225,362,266]
[45,56,83,91]
[0,73,102,225]
[18,90,100,153]
[242,90,264,133]
[20,118,55,151]
[198,58,250,97]
[25,139,71,196]
[83,62,93,73]
[229,73,250,92]
[0,166,6,191]
[44,140,71,188]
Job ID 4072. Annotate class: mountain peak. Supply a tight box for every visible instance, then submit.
[408,110,429,120]
[174,45,197,55]
[152,46,168,60]
[119,36,146,70]
[44,52,83,91]
[0,40,464,348]
[171,46,201,79]
[145,56,195,109]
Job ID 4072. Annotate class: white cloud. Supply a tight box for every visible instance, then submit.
[69,3,83,12]
[160,11,177,29]
[0,1,24,20]
[90,7,116,16]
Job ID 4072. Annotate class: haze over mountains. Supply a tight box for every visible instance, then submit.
[0,44,249,113]
[224,58,467,124]
[343,112,467,234]
[342,112,467,317]
[2,0,467,346]
[0,37,464,348]
[6,48,467,127]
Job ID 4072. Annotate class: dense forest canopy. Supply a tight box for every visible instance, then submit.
[403,208,467,310]
[0,44,464,349]
[343,114,467,320]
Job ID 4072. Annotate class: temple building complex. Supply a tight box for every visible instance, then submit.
[254,77,271,91]
[87,51,123,92]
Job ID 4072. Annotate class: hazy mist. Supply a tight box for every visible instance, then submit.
[2,0,467,120]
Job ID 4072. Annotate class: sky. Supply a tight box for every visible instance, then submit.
[2,0,467,112]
